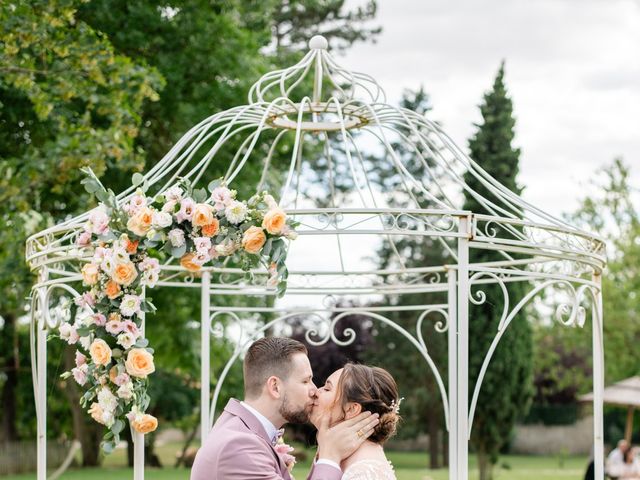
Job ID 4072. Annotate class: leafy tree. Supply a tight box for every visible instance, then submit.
[363,87,452,469]
[463,63,533,480]
[0,0,163,463]
[567,158,640,383]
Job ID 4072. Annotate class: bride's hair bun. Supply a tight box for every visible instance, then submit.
[335,363,401,444]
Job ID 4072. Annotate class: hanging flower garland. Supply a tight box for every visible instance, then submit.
[56,168,297,453]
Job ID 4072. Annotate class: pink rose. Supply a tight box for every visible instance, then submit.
[77,231,92,247]
[92,313,107,327]
[75,351,87,367]
[122,320,140,338]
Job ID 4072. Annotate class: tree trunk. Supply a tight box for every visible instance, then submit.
[441,428,448,467]
[478,449,494,480]
[63,346,103,466]
[427,406,440,469]
[1,312,19,442]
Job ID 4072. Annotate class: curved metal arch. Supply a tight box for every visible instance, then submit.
[467,278,595,436]
[208,307,452,430]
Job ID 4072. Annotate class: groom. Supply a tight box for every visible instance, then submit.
[190,337,379,479]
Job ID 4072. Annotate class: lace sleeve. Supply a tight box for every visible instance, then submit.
[342,460,396,480]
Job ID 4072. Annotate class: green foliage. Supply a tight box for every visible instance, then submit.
[463,63,533,480]
[566,158,640,383]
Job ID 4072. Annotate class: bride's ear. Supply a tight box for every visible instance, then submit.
[344,402,362,419]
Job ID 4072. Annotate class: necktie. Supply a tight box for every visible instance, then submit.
[272,427,285,446]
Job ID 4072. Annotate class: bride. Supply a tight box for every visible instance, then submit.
[311,363,401,480]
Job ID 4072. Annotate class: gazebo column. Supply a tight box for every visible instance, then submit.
[133,288,146,480]
[592,274,604,480]
[35,275,48,480]
[447,268,458,480]
[625,406,635,443]
[200,271,211,441]
[456,216,471,480]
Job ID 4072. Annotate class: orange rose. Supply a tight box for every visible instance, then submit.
[127,207,153,236]
[125,237,139,254]
[109,366,119,383]
[81,263,100,285]
[242,226,266,254]
[104,280,122,299]
[262,208,287,235]
[88,403,105,425]
[192,203,215,227]
[180,253,201,272]
[112,261,138,286]
[131,413,158,434]
[125,348,155,378]
[201,219,220,237]
[89,339,112,366]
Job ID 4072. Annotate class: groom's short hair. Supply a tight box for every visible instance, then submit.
[243,337,307,398]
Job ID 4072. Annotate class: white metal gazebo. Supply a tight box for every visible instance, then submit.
[26,35,607,480]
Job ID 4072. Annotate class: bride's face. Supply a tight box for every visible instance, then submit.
[310,368,344,428]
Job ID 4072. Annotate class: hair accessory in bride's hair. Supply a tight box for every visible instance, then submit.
[389,397,404,414]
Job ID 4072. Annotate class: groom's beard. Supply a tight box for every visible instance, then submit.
[279,394,312,424]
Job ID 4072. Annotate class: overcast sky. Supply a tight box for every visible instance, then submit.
[338,0,640,217]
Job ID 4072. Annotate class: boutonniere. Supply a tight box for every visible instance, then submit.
[274,436,296,474]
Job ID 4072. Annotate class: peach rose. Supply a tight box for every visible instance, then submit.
[180,253,201,272]
[242,226,266,254]
[125,237,139,254]
[131,413,158,434]
[262,208,287,235]
[201,219,220,237]
[192,203,215,227]
[88,403,105,424]
[125,348,155,378]
[127,207,153,236]
[112,261,138,286]
[109,366,118,383]
[104,280,122,299]
[81,263,100,285]
[89,339,112,366]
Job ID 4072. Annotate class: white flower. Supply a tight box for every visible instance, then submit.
[59,323,79,345]
[117,382,135,400]
[101,410,115,428]
[215,240,237,256]
[76,231,92,247]
[168,229,185,247]
[75,351,87,366]
[87,207,110,235]
[117,332,136,350]
[141,269,159,288]
[139,257,160,272]
[152,211,173,229]
[127,194,147,215]
[97,387,119,413]
[192,250,211,266]
[162,199,177,213]
[211,186,233,211]
[225,201,247,224]
[193,237,212,253]
[79,336,91,350]
[264,194,278,210]
[164,186,183,203]
[112,245,130,263]
[120,294,142,317]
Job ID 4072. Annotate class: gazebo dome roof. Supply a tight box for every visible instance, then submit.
[26,36,605,296]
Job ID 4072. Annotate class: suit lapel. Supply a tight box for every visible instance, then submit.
[223,399,291,478]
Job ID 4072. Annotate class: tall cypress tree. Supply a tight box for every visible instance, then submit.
[463,63,533,480]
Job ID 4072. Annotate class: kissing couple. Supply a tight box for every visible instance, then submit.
[191,337,401,479]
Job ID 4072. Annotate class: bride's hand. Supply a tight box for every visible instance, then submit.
[316,411,379,464]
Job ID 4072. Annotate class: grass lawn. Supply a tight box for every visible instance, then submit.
[1,442,589,480]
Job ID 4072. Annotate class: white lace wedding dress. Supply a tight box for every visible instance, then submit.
[342,459,396,480]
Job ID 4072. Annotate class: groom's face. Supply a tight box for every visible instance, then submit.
[278,353,317,424]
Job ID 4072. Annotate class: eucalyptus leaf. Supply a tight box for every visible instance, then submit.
[132,173,144,186]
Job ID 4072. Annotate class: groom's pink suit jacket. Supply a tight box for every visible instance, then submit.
[191,398,342,480]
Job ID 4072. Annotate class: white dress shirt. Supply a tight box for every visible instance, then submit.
[240,401,341,472]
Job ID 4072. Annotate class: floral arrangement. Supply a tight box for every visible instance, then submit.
[56,168,297,453]
[275,436,296,475]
